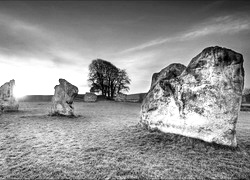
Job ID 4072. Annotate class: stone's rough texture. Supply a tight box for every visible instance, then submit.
[0,79,19,111]
[150,63,187,88]
[51,79,78,116]
[84,92,97,102]
[114,93,127,102]
[140,46,244,147]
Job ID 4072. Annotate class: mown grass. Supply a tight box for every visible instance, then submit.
[0,101,250,179]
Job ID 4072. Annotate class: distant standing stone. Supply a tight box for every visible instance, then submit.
[84,92,97,102]
[51,79,78,116]
[114,93,127,102]
[140,46,244,147]
[0,79,19,112]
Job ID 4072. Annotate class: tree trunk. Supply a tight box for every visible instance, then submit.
[103,86,106,96]
[117,86,121,94]
[107,79,110,98]
[111,84,116,99]
[101,83,104,95]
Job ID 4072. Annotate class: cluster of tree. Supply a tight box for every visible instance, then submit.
[88,59,131,99]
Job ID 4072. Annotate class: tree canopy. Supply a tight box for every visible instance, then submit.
[88,59,131,99]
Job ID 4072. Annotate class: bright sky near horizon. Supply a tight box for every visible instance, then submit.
[0,1,250,96]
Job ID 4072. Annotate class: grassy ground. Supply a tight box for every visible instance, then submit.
[0,101,250,179]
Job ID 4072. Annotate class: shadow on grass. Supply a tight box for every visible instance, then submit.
[119,124,250,155]
[104,125,250,179]
[48,113,83,118]
[19,114,83,119]
[1,110,28,115]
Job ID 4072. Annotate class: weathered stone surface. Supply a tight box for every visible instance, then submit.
[51,79,78,116]
[150,63,186,88]
[84,92,97,102]
[114,93,127,102]
[140,46,244,147]
[0,79,19,112]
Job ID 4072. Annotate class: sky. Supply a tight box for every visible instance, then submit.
[0,0,250,97]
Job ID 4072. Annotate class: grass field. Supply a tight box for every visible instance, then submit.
[0,101,250,179]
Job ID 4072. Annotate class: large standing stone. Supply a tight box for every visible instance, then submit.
[84,92,97,102]
[140,46,244,147]
[0,79,19,112]
[51,79,78,116]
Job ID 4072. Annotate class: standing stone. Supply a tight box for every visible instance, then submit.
[114,93,127,102]
[140,46,244,147]
[126,94,142,103]
[51,79,78,116]
[0,79,19,112]
[84,92,97,102]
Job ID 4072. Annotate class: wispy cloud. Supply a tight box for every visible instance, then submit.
[182,15,250,40]
[0,12,45,37]
[0,12,52,58]
[119,14,250,54]
[0,12,88,68]
[119,37,173,54]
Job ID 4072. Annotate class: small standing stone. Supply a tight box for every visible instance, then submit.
[50,79,78,116]
[0,79,19,112]
[114,93,127,102]
[84,92,97,102]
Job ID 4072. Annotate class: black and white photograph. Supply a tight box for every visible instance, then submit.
[0,0,250,179]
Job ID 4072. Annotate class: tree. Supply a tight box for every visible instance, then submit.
[114,69,131,94]
[88,59,131,99]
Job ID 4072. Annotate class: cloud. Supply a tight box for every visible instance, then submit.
[182,15,250,40]
[119,37,173,54]
[196,0,226,14]
[0,13,51,58]
[0,12,90,68]
[110,50,168,93]
[119,14,250,54]
[0,12,93,95]
[0,12,42,34]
